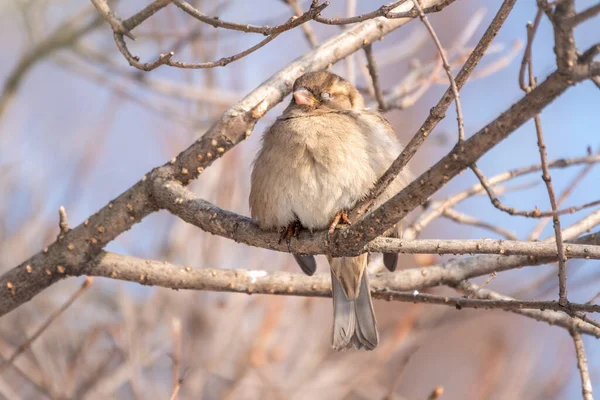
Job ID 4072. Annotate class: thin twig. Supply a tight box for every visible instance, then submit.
[314,1,406,25]
[529,149,598,240]
[313,0,456,24]
[534,115,569,305]
[519,9,543,92]
[411,0,465,142]
[570,329,594,400]
[285,0,319,47]
[363,44,386,111]
[79,250,600,338]
[406,154,600,240]
[387,0,457,19]
[0,278,93,374]
[519,11,570,304]
[172,0,326,35]
[470,163,600,219]
[385,289,600,313]
[58,206,70,236]
[170,318,182,400]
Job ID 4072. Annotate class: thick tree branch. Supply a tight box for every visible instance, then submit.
[153,178,600,259]
[72,251,600,338]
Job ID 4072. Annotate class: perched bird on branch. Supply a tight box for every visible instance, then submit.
[250,71,411,350]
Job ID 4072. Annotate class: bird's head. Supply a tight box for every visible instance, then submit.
[289,71,365,112]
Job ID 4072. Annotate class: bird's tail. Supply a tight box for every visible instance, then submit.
[329,256,379,351]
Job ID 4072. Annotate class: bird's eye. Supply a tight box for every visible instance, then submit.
[321,92,331,100]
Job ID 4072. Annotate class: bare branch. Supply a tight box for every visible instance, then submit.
[90,0,137,40]
[363,44,386,111]
[570,329,594,400]
[313,0,457,24]
[455,281,600,336]
[152,178,600,259]
[385,289,600,314]
[564,2,600,28]
[441,208,518,240]
[549,0,578,72]
[76,251,600,338]
[519,9,543,92]
[285,0,319,47]
[0,6,104,122]
[0,278,93,375]
[470,163,600,218]
[411,0,465,143]
[172,0,326,35]
[532,116,569,305]
[529,150,597,240]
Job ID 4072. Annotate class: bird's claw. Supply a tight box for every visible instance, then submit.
[328,210,352,235]
[279,220,303,244]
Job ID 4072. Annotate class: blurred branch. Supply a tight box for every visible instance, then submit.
[284,0,319,47]
[411,0,465,143]
[363,44,386,111]
[0,278,92,375]
[0,5,104,122]
[441,208,518,240]
[170,318,182,400]
[570,328,594,400]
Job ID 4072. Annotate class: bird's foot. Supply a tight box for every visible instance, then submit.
[279,219,303,244]
[328,210,352,235]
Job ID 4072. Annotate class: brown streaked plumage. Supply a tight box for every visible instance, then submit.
[249,71,411,350]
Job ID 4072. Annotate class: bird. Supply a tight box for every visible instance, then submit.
[249,71,411,350]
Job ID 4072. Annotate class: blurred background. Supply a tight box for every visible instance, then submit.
[1,0,599,398]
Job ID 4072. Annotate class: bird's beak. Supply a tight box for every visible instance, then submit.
[293,88,316,106]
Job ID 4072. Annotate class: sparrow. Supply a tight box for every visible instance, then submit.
[249,71,411,350]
